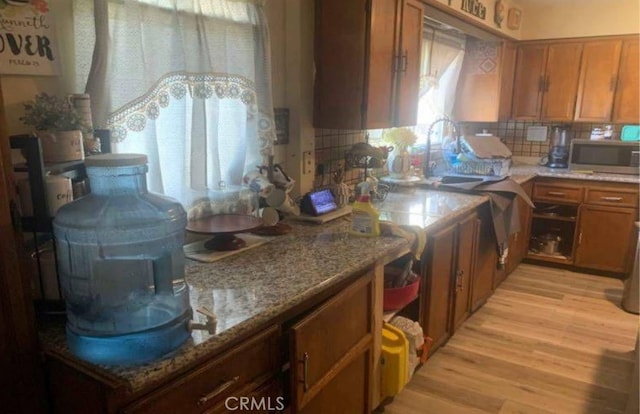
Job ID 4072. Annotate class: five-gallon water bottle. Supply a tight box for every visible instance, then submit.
[53,154,192,365]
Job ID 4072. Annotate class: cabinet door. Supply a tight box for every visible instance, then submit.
[421,223,456,354]
[612,38,640,123]
[574,40,623,122]
[454,40,516,122]
[365,0,400,129]
[394,0,424,127]
[451,214,478,333]
[540,43,583,121]
[506,181,533,276]
[471,204,496,311]
[511,44,547,120]
[313,0,368,129]
[575,205,637,273]
[290,273,373,413]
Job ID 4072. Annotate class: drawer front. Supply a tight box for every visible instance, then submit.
[533,183,584,204]
[290,272,373,411]
[584,187,639,208]
[123,325,280,414]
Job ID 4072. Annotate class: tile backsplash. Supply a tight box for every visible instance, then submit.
[461,121,625,157]
[314,121,626,186]
[314,128,368,187]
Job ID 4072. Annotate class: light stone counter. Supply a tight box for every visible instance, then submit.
[38,166,635,394]
[510,165,640,184]
[375,188,487,230]
[39,218,410,393]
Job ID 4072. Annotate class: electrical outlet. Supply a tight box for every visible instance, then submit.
[302,151,314,175]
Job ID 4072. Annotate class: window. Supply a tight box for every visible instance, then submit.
[415,24,466,146]
[73,0,276,206]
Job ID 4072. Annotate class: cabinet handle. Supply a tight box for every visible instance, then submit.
[301,352,309,392]
[393,54,400,72]
[547,191,566,197]
[578,231,583,246]
[544,75,550,92]
[538,76,545,92]
[600,196,623,202]
[197,376,240,406]
[400,50,408,73]
[456,270,464,290]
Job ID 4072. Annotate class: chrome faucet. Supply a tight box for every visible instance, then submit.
[424,117,461,178]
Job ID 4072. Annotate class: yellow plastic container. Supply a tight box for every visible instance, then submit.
[350,194,380,237]
[380,322,409,399]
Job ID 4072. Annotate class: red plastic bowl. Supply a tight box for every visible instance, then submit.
[383,277,421,311]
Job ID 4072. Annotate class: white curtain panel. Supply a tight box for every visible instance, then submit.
[75,0,276,205]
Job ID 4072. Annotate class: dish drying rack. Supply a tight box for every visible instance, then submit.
[442,134,512,177]
[443,155,511,177]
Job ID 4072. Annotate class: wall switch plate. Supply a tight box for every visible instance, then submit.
[302,151,314,175]
[526,126,548,142]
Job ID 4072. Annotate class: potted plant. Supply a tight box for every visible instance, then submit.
[20,93,89,163]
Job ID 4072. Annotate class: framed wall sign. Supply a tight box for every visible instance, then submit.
[507,7,522,30]
[0,0,61,76]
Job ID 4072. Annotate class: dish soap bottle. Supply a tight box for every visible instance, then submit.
[350,182,380,237]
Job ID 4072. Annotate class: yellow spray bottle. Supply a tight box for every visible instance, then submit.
[350,182,380,237]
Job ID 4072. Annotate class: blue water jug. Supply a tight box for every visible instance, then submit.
[53,154,191,365]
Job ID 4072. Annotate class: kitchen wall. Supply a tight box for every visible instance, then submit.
[425,0,523,39]
[461,121,623,158]
[520,0,640,40]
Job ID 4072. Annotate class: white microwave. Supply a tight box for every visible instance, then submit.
[569,139,640,175]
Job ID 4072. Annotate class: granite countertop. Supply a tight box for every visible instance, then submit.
[375,188,487,230]
[510,164,640,184]
[37,165,637,394]
[39,218,410,393]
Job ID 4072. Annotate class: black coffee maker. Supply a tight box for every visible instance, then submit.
[547,126,570,168]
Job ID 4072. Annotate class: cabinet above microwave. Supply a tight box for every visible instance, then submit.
[569,139,640,175]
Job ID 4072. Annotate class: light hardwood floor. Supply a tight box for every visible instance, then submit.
[384,264,639,414]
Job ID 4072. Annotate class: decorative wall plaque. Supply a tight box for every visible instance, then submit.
[461,0,487,20]
[494,0,505,28]
[507,7,522,30]
[0,0,61,75]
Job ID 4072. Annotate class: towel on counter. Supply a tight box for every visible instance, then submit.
[439,177,534,265]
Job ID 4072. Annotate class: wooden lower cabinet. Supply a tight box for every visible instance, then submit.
[122,326,281,414]
[421,211,481,355]
[421,222,456,354]
[451,213,479,332]
[45,268,382,414]
[471,204,497,311]
[574,205,637,273]
[527,178,638,275]
[505,181,533,277]
[290,272,374,413]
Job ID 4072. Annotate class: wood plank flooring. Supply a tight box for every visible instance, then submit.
[384,264,638,414]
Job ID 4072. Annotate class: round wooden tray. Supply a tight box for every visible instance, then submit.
[186,214,263,251]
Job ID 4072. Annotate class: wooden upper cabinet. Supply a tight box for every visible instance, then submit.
[511,44,547,120]
[511,42,582,121]
[314,0,423,129]
[365,0,400,129]
[574,40,622,122]
[454,40,516,122]
[394,0,424,127]
[540,43,583,120]
[612,38,640,123]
